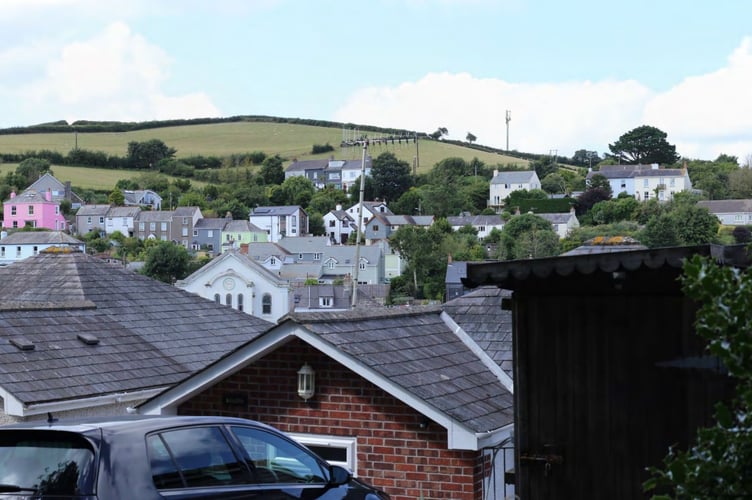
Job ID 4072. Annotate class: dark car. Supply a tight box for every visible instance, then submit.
[0,415,390,499]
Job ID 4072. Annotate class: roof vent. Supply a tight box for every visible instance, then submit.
[9,337,35,351]
[77,333,100,346]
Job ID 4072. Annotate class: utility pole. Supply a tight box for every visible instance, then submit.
[505,110,511,151]
[351,140,369,308]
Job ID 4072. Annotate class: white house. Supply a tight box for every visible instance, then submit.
[489,170,542,210]
[587,164,692,202]
[249,206,308,242]
[696,199,752,225]
[104,206,140,237]
[0,231,85,266]
[346,201,392,233]
[447,214,505,240]
[538,209,581,239]
[175,250,292,323]
[323,205,356,244]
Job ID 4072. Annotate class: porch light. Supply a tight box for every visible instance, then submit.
[297,363,315,401]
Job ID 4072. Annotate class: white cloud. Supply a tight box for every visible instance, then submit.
[333,72,653,159]
[11,22,220,125]
[643,36,752,161]
[335,37,752,162]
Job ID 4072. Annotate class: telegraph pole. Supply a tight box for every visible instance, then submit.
[351,140,368,307]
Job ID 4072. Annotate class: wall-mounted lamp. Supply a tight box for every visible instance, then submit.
[297,363,315,401]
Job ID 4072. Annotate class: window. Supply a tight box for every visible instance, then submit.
[147,426,246,489]
[735,214,743,222]
[56,206,60,215]
[28,206,34,215]
[226,294,232,306]
[313,253,322,261]
[373,225,379,232]
[230,426,326,485]
[15,246,21,257]
[139,222,145,231]
[289,434,357,473]
[87,216,92,225]
[193,230,198,236]
[359,261,366,271]
[107,217,113,226]
[99,217,104,224]
[643,179,649,187]
[0,247,4,257]
[208,230,213,237]
[150,222,156,231]
[644,191,650,200]
[182,227,188,237]
[270,257,277,266]
[329,220,336,227]
[214,294,220,304]
[238,294,243,312]
[298,253,304,260]
[320,297,332,307]
[10,206,16,216]
[161,222,167,231]
[33,246,38,255]
[12,221,17,228]
[183,217,189,224]
[262,294,272,315]
[327,260,335,270]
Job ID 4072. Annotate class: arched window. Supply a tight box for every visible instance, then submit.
[226,293,232,306]
[238,294,244,312]
[262,293,272,315]
[214,294,220,304]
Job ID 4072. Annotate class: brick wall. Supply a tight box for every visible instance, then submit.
[178,338,485,499]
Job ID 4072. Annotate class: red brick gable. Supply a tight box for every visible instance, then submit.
[178,338,487,500]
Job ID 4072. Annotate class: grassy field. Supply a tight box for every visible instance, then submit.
[0,121,529,191]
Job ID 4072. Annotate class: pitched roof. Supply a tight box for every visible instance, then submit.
[0,252,274,411]
[76,204,112,216]
[107,206,140,218]
[697,199,752,213]
[26,173,84,205]
[588,164,686,180]
[194,217,229,230]
[447,215,504,227]
[139,305,514,447]
[491,170,537,184]
[224,220,264,233]
[135,210,174,222]
[0,231,83,245]
[538,212,574,224]
[285,159,328,173]
[251,206,303,216]
[442,287,513,379]
[5,190,54,204]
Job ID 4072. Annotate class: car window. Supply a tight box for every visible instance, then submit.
[147,426,248,489]
[230,426,327,485]
[0,430,95,495]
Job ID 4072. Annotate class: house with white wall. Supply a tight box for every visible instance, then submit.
[447,214,505,240]
[0,231,85,266]
[489,170,542,211]
[587,164,692,201]
[249,206,308,242]
[322,205,356,244]
[696,199,752,225]
[175,250,292,323]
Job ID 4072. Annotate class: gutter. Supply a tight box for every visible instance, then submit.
[5,388,168,417]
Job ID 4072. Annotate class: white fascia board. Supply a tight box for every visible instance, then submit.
[476,423,514,449]
[0,387,167,417]
[440,311,514,395]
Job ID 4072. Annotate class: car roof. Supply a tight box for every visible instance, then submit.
[0,415,275,436]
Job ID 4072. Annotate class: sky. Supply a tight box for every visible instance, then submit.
[1,0,751,162]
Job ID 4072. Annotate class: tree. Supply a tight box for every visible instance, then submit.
[308,185,349,215]
[126,139,176,169]
[541,173,568,194]
[608,125,680,165]
[15,158,52,187]
[141,241,190,283]
[729,168,752,198]
[499,213,558,259]
[389,224,444,296]
[371,151,413,203]
[644,253,752,498]
[430,127,448,140]
[108,189,125,206]
[572,149,601,168]
[260,155,285,185]
[466,132,477,144]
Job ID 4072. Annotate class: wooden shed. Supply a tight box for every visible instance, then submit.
[463,244,743,499]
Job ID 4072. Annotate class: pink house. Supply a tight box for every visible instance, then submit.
[2,189,67,231]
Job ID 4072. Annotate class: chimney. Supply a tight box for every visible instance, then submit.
[493,169,499,178]
[46,188,52,202]
[447,253,452,264]
[651,163,659,170]
[9,191,15,199]
[65,181,71,201]
[335,204,342,211]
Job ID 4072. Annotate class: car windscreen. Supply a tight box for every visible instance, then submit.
[0,430,96,496]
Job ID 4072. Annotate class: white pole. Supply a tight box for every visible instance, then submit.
[351,141,368,307]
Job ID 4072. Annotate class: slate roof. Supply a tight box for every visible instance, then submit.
[194,217,229,230]
[491,170,537,184]
[442,287,513,379]
[251,206,303,216]
[76,204,111,216]
[0,252,274,407]
[291,307,514,433]
[587,164,685,180]
[447,215,504,227]
[697,199,752,213]
[224,220,264,233]
[107,206,140,218]
[285,159,328,173]
[135,210,173,222]
[0,231,83,246]
[26,173,84,205]
[538,212,574,224]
